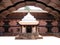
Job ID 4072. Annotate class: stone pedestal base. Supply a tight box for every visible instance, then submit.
[15,33,43,39]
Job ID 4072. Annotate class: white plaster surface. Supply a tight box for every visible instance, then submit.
[0,36,60,45]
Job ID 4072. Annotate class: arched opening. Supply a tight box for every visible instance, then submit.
[0,0,59,36]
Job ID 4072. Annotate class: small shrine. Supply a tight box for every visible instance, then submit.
[15,12,42,39]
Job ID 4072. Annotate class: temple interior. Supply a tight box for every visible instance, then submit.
[0,0,60,38]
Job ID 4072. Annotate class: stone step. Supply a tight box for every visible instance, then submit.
[15,33,43,39]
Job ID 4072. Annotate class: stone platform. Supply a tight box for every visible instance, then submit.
[15,33,43,39]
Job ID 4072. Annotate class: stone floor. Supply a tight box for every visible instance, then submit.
[0,36,60,45]
[0,33,60,38]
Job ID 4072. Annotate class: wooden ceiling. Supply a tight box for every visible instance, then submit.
[0,0,60,20]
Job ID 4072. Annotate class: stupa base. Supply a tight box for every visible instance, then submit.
[15,33,43,39]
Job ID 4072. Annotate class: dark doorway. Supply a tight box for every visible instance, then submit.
[26,26,32,33]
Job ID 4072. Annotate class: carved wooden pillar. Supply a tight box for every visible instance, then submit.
[46,21,52,33]
[32,26,36,33]
[3,20,10,32]
[58,21,60,32]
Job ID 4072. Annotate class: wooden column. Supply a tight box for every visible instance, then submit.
[22,26,26,33]
[32,26,36,33]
